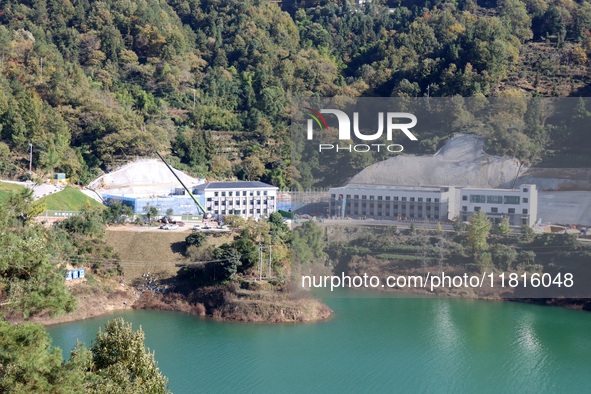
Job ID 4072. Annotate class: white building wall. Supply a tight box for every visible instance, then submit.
[202,187,278,220]
[329,186,455,221]
[459,184,537,226]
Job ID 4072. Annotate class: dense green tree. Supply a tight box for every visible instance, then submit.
[0,0,590,187]
[269,212,289,237]
[517,250,536,268]
[104,202,134,224]
[89,318,170,394]
[213,243,243,280]
[500,0,533,42]
[58,205,105,238]
[0,190,75,318]
[231,232,259,271]
[466,211,492,253]
[292,221,326,264]
[0,318,170,394]
[241,156,265,181]
[490,243,518,270]
[147,206,159,224]
[0,321,85,393]
[186,232,206,249]
[495,216,512,237]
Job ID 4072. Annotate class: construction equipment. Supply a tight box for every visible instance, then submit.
[154,151,211,219]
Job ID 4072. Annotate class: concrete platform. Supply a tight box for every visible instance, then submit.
[538,191,591,226]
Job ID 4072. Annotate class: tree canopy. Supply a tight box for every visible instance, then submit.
[0,0,589,188]
[0,318,170,394]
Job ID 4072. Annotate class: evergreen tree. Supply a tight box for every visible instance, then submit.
[89,318,170,394]
[466,211,492,253]
[496,216,511,237]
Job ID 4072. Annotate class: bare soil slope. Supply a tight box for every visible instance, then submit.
[105,228,189,279]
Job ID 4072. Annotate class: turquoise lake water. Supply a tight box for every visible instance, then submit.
[47,294,591,393]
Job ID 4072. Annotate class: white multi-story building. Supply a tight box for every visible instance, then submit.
[328,185,456,221]
[327,183,539,226]
[458,184,538,226]
[193,181,278,220]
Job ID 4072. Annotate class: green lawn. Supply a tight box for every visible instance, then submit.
[0,181,26,202]
[39,186,104,211]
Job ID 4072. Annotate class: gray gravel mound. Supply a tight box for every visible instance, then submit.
[88,159,204,196]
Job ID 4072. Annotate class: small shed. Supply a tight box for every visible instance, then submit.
[51,173,69,185]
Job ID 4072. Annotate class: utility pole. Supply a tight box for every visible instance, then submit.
[29,143,33,172]
[39,57,43,83]
[268,243,272,279]
[258,243,263,281]
[438,241,444,272]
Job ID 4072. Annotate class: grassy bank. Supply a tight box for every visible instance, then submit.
[39,186,104,211]
[0,181,25,202]
[103,227,333,323]
[104,227,234,280]
[105,229,188,280]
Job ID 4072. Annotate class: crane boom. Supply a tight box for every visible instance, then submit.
[154,151,208,216]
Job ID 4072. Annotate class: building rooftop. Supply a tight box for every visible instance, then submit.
[194,181,278,191]
[461,184,536,192]
[332,184,450,192]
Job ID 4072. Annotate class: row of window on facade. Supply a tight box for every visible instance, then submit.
[462,206,529,214]
[344,209,440,219]
[463,195,528,204]
[208,196,275,201]
[346,202,440,211]
[213,208,269,215]
[332,194,440,203]
[212,190,270,197]
[207,197,274,203]
[208,200,274,206]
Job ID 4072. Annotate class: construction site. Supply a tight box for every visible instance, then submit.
[86,158,206,216]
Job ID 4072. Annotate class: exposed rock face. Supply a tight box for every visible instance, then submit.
[348,134,524,188]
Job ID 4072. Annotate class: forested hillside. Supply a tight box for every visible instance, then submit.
[1,0,591,189]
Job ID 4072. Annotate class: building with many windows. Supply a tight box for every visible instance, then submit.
[328,183,539,226]
[103,181,279,219]
[328,185,456,221]
[193,181,278,220]
[459,184,538,226]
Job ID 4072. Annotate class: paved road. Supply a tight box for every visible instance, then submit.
[310,218,456,232]
[105,220,231,234]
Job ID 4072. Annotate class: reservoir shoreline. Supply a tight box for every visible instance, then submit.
[47,291,591,394]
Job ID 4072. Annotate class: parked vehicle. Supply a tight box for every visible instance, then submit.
[192,225,202,231]
[203,223,212,230]
[167,224,179,230]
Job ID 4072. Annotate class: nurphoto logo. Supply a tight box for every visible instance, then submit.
[304,107,418,153]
